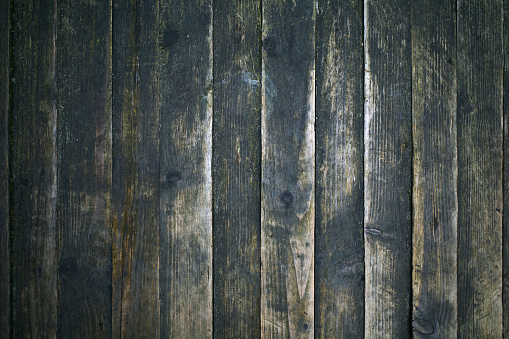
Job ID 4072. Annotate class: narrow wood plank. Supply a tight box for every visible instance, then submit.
[0,0,10,336]
[10,0,58,337]
[261,0,315,337]
[112,0,160,337]
[158,0,213,337]
[457,0,504,337]
[411,1,457,337]
[504,0,509,334]
[56,0,112,337]
[315,0,364,337]
[212,0,261,337]
[363,0,412,337]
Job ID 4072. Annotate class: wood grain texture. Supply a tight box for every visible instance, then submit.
[411,0,457,337]
[158,0,213,337]
[363,0,412,337]
[56,0,112,337]
[112,0,160,337]
[10,0,58,337]
[504,0,509,335]
[315,0,364,337]
[212,0,261,337]
[0,0,9,336]
[261,0,315,337]
[457,0,504,337]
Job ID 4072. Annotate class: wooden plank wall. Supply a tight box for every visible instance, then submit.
[1,0,507,338]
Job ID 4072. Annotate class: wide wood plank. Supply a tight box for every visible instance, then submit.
[212,0,261,337]
[411,0,457,337]
[315,0,364,337]
[112,0,160,337]
[457,0,504,337]
[10,0,58,337]
[261,0,315,337]
[0,0,10,336]
[364,0,412,337]
[158,0,213,337]
[56,1,112,337]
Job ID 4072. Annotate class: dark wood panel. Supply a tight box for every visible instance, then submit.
[112,0,160,336]
[10,0,58,337]
[411,0,457,337]
[261,0,315,337]
[56,0,112,337]
[212,0,261,337]
[364,0,412,337]
[158,0,213,337]
[315,0,364,337]
[0,0,10,336]
[457,0,504,337]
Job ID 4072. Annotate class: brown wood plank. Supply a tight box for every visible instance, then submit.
[0,0,10,336]
[504,0,509,334]
[315,0,364,337]
[111,0,160,337]
[56,0,112,337]
[457,0,504,337]
[411,0,457,337]
[10,0,58,337]
[158,0,213,337]
[363,0,412,337]
[212,0,261,337]
[261,0,315,337]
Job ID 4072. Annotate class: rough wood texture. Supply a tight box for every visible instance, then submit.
[56,1,112,337]
[364,0,412,337]
[10,0,58,337]
[0,0,9,336]
[212,0,261,337]
[112,0,160,337]
[411,0,457,337]
[504,0,509,334]
[457,0,504,337]
[315,0,364,337]
[158,0,213,337]
[261,0,315,337]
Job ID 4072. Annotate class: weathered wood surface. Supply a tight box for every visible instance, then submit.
[504,0,509,334]
[158,0,213,337]
[10,0,58,337]
[0,0,9,336]
[364,0,412,337]
[56,1,112,337]
[261,0,315,337]
[457,0,504,337]
[315,0,364,337]
[112,0,160,337]
[212,0,261,337]
[411,0,457,337]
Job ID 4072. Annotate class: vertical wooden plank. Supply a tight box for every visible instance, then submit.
[363,0,412,337]
[158,0,212,337]
[0,0,10,336]
[261,0,315,337]
[112,0,160,337]
[457,0,504,337]
[10,0,58,337]
[212,0,261,337]
[315,0,364,337]
[56,0,112,337]
[411,1,457,337]
[504,0,509,335]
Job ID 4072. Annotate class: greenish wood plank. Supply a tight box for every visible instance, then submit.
[0,0,10,336]
[315,0,364,337]
[261,0,315,337]
[212,0,261,337]
[411,1,457,337]
[112,0,160,337]
[504,0,509,335]
[457,0,504,337]
[158,0,213,337]
[10,0,58,337]
[364,0,412,337]
[56,0,112,337]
